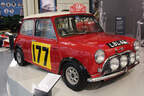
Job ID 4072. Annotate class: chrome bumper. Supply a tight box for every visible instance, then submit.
[87,61,139,83]
[87,70,125,82]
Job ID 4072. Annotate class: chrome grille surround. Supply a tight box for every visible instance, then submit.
[102,50,133,75]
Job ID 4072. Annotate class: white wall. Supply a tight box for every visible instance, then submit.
[22,0,90,17]
[22,0,39,17]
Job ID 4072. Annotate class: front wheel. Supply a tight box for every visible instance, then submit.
[62,62,88,91]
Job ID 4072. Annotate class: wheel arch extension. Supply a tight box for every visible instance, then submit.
[58,57,90,78]
[14,44,22,50]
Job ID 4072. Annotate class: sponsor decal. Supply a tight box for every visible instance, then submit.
[70,3,86,13]
[107,40,128,48]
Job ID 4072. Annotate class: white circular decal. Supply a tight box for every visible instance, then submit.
[6,2,11,7]
[1,2,5,7]
[12,2,16,7]
[4,8,9,14]
[10,9,14,14]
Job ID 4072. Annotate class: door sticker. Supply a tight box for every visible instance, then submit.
[32,41,51,70]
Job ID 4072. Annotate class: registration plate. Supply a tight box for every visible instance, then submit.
[107,40,128,48]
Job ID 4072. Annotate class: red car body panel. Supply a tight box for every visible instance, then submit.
[57,32,135,75]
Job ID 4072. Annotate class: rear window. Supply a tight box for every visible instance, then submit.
[20,20,35,36]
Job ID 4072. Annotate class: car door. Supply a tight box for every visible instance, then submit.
[18,19,35,62]
[32,18,60,73]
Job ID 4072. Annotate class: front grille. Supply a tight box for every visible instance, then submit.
[102,51,132,76]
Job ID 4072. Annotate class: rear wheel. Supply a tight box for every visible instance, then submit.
[62,61,88,91]
[14,48,26,66]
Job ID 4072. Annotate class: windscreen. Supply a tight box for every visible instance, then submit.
[55,15,103,37]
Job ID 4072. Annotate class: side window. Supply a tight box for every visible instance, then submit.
[20,20,34,36]
[35,19,56,39]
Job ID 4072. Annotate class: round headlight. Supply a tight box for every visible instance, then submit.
[110,58,119,71]
[95,50,105,64]
[134,41,140,51]
[130,52,136,64]
[120,55,128,68]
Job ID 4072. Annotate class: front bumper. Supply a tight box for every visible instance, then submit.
[87,61,139,82]
[87,70,125,82]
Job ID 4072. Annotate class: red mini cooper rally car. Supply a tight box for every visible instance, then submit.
[14,12,140,91]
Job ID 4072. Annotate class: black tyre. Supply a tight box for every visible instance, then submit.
[14,48,26,66]
[141,40,144,47]
[62,61,88,91]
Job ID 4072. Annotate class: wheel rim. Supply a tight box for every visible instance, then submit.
[16,52,22,64]
[141,40,144,46]
[65,66,79,85]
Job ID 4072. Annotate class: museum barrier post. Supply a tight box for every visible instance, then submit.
[136,20,144,46]
[9,35,14,50]
[0,38,3,47]
[103,12,107,32]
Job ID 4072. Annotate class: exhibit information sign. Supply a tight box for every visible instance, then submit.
[36,73,61,93]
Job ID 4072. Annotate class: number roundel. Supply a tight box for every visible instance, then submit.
[32,41,51,70]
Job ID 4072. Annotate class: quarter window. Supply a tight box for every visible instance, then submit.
[20,20,34,36]
[35,19,56,39]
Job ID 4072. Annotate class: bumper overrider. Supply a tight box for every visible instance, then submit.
[87,51,139,83]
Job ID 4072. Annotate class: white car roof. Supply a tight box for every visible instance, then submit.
[24,12,90,19]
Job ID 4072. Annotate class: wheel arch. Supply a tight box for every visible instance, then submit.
[58,57,90,78]
[14,44,22,49]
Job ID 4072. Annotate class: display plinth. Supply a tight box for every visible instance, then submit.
[7,59,92,96]
[7,58,142,96]
[7,59,49,96]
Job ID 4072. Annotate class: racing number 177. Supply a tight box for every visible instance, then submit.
[32,42,51,69]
